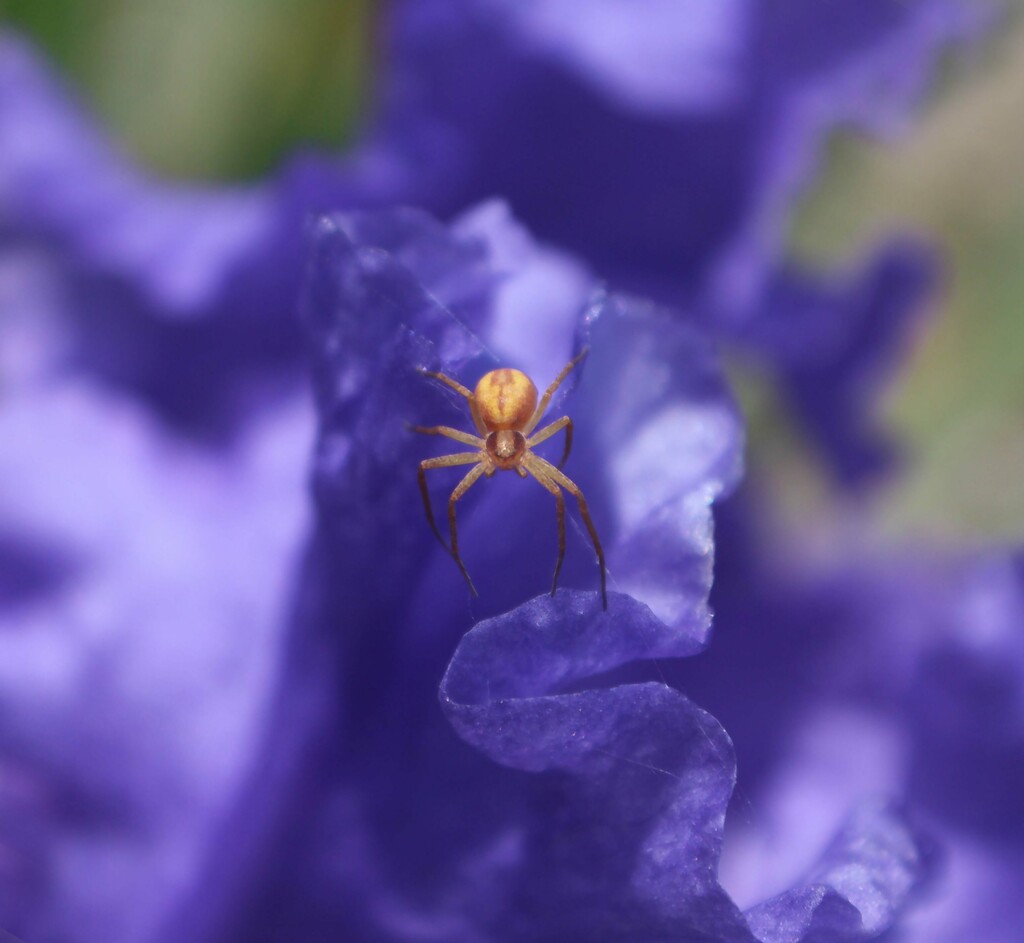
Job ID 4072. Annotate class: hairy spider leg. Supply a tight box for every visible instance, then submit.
[418,450,481,551]
[420,369,486,435]
[526,461,567,595]
[528,415,573,469]
[447,463,489,596]
[412,425,484,448]
[524,348,588,435]
[524,453,607,609]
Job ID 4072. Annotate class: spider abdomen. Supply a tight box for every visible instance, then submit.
[474,368,538,430]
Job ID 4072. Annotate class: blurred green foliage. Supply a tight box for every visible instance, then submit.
[790,21,1024,545]
[3,0,373,180]
[4,0,1022,543]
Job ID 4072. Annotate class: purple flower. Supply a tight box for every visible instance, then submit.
[220,202,935,942]
[0,9,1006,943]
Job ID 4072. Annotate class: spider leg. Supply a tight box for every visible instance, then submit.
[412,425,484,448]
[525,453,607,609]
[418,452,482,551]
[527,416,573,469]
[419,368,486,434]
[447,463,488,596]
[524,348,588,434]
[525,461,566,597]
[419,368,472,399]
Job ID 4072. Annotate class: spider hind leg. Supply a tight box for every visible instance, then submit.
[418,452,485,596]
[527,463,567,596]
[447,463,487,596]
[525,453,607,609]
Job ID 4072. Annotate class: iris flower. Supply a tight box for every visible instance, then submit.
[0,2,1009,941]
[241,201,934,942]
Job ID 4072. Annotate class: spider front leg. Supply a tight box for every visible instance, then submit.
[528,416,573,469]
[525,453,607,609]
[412,425,484,448]
[524,348,587,435]
[419,368,486,435]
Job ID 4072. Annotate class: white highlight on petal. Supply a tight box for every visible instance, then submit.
[496,0,748,113]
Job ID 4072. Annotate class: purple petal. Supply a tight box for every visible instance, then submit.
[304,202,742,629]
[475,0,747,114]
[0,385,321,942]
[901,840,1024,943]
[578,291,743,628]
[378,0,983,312]
[739,241,937,484]
[442,594,934,942]
[302,208,495,617]
[0,34,360,430]
[745,803,932,943]
[441,593,754,941]
[905,553,1024,837]
[688,503,1024,943]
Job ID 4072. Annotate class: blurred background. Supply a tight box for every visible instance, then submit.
[4,0,1022,543]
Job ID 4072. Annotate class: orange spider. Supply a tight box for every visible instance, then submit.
[415,350,607,609]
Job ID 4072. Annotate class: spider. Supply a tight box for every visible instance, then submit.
[415,350,607,609]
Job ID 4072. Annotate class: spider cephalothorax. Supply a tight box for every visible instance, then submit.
[415,350,607,608]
